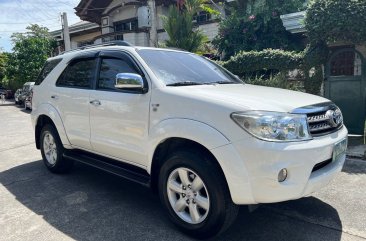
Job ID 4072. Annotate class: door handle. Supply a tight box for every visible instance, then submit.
[51,95,59,99]
[90,100,101,106]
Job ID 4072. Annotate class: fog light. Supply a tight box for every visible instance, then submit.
[278,168,288,182]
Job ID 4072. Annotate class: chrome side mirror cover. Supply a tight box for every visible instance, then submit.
[115,73,144,91]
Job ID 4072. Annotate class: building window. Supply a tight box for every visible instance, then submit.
[114,18,138,32]
[330,51,362,76]
[102,17,109,26]
[193,11,211,24]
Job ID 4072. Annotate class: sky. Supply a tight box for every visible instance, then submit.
[0,0,82,52]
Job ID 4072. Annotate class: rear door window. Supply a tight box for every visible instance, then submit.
[35,58,62,85]
[56,58,96,88]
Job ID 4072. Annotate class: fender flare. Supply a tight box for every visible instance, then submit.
[33,103,71,148]
[147,118,230,172]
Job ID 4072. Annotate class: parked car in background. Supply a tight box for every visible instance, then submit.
[0,87,13,99]
[14,89,22,104]
[24,89,33,110]
[19,82,35,106]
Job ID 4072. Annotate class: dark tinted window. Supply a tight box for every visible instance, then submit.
[98,58,138,90]
[56,58,96,88]
[35,58,62,85]
[114,18,138,32]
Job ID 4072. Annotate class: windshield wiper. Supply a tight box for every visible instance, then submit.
[166,81,204,86]
[206,80,241,85]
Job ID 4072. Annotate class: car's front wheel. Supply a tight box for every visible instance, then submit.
[40,124,74,173]
[158,149,239,239]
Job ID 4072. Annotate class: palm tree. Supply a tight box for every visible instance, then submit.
[163,5,207,52]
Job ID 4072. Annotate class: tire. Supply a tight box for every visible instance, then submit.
[40,124,74,173]
[24,101,28,110]
[158,149,239,239]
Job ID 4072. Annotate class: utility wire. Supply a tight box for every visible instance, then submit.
[0,18,59,24]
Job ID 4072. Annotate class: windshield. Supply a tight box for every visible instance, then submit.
[138,49,243,86]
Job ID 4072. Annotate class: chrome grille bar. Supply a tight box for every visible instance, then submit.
[292,102,343,137]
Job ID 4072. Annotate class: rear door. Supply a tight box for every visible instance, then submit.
[52,52,98,150]
[89,51,151,166]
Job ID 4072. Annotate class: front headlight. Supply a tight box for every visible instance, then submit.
[231,111,312,142]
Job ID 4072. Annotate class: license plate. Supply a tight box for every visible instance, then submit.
[332,138,348,162]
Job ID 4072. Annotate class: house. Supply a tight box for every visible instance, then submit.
[50,20,101,54]
[74,0,222,47]
[281,11,366,135]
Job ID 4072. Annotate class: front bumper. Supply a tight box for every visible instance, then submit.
[211,126,348,205]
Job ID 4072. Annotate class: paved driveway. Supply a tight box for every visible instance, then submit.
[0,105,365,241]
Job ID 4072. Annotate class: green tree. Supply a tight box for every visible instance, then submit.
[6,24,56,90]
[213,0,304,58]
[0,52,7,85]
[163,5,207,52]
[305,0,366,45]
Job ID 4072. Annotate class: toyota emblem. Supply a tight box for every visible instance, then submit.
[326,109,343,127]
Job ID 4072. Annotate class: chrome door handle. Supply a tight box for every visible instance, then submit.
[51,95,59,99]
[89,100,101,106]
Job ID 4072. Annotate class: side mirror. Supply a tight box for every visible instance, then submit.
[115,73,144,91]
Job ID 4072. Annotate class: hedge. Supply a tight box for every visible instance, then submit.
[222,49,304,76]
[305,0,366,45]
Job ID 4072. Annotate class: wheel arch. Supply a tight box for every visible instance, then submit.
[34,104,71,149]
[147,119,231,194]
[150,137,229,193]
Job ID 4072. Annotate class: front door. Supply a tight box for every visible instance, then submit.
[325,49,366,135]
[89,51,151,167]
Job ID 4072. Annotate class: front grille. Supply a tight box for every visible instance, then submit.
[292,102,343,137]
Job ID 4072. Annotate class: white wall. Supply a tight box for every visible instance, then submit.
[70,31,101,49]
[124,32,149,46]
[157,31,169,44]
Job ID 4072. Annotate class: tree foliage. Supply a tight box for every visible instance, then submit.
[213,0,305,58]
[163,0,218,52]
[305,0,366,45]
[6,24,56,90]
[0,52,7,84]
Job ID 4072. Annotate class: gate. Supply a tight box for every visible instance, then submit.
[325,48,366,135]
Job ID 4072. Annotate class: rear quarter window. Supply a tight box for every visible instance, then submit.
[56,58,96,89]
[35,58,62,85]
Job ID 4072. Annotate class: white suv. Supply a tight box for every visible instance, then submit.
[31,42,348,238]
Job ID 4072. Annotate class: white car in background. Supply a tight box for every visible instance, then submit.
[31,42,347,238]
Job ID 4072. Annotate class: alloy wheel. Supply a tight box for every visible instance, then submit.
[43,132,57,166]
[167,167,210,224]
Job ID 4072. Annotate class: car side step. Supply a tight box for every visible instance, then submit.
[63,150,151,187]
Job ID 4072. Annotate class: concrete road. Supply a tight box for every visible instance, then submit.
[0,104,365,241]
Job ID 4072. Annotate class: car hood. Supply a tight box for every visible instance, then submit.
[167,84,330,112]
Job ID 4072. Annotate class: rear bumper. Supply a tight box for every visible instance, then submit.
[211,127,348,205]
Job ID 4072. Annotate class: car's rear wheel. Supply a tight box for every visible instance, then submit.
[158,149,239,239]
[40,124,74,173]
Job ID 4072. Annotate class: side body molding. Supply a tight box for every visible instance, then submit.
[32,103,72,148]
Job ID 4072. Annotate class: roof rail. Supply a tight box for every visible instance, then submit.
[60,41,133,55]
